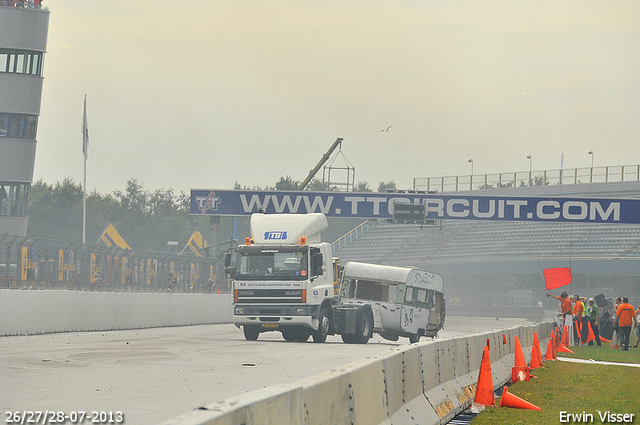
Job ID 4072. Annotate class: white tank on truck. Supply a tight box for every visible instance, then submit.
[225,213,445,344]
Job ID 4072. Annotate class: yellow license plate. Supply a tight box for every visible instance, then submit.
[262,323,279,328]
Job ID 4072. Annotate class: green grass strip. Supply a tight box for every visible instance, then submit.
[471,345,639,424]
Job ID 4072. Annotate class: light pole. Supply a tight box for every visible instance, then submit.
[588,151,594,182]
[468,159,473,190]
[527,155,532,186]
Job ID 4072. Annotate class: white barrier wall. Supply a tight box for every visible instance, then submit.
[162,322,555,425]
[0,290,233,336]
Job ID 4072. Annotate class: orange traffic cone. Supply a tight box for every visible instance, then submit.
[544,332,555,361]
[512,335,531,382]
[514,335,526,368]
[512,366,531,382]
[498,387,541,410]
[530,333,543,369]
[560,325,570,348]
[611,330,619,349]
[473,346,495,407]
[556,344,574,354]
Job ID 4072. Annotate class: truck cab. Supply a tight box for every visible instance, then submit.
[229,213,335,342]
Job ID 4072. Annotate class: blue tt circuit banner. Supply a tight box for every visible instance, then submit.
[190,189,640,224]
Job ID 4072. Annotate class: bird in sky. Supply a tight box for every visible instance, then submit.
[381,126,392,132]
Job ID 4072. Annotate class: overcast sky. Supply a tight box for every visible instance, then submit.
[34,0,640,196]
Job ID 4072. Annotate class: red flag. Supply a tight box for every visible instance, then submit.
[544,268,572,290]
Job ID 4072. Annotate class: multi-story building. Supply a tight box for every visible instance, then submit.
[0,2,49,236]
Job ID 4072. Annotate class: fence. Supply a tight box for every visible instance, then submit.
[0,234,224,293]
[413,164,640,193]
[0,1,46,9]
[331,220,373,252]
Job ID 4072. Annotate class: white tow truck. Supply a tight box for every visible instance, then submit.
[226,213,445,344]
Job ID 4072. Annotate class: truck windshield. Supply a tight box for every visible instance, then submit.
[236,245,308,281]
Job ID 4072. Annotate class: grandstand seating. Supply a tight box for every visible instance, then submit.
[333,180,640,269]
[333,220,640,267]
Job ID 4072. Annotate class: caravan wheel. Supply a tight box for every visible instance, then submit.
[355,308,373,344]
[312,307,330,343]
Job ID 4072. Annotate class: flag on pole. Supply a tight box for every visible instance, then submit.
[98,224,132,250]
[181,231,208,257]
[543,267,572,290]
[82,95,89,159]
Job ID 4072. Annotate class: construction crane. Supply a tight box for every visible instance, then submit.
[297,138,343,190]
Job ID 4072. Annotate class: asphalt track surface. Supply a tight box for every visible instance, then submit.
[0,317,534,425]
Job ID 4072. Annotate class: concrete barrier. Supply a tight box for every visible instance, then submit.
[388,345,434,425]
[446,305,545,321]
[160,321,554,425]
[164,384,304,425]
[0,289,232,335]
[300,368,355,425]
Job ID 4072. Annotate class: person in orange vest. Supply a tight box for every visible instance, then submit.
[547,291,572,338]
[614,297,637,351]
[571,295,584,346]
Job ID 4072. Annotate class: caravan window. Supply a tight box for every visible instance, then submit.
[404,287,413,303]
[417,289,427,303]
[356,279,389,302]
[403,287,435,309]
[339,277,355,299]
[341,278,395,302]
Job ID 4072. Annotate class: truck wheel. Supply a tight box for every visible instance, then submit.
[281,329,296,342]
[294,328,310,342]
[341,333,356,344]
[312,307,330,343]
[243,325,260,341]
[355,309,373,344]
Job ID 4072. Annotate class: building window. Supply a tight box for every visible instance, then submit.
[0,183,29,217]
[0,113,37,139]
[0,49,43,76]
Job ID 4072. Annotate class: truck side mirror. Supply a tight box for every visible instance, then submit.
[312,252,324,276]
[224,251,236,278]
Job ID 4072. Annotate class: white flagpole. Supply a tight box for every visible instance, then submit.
[82,95,89,245]
[560,149,564,185]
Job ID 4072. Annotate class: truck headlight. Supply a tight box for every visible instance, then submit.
[235,307,244,315]
[296,308,306,315]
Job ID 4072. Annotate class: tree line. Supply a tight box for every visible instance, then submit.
[27,177,397,252]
